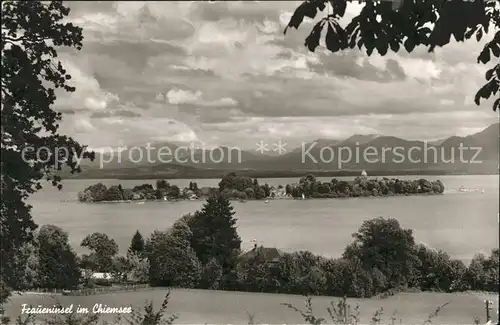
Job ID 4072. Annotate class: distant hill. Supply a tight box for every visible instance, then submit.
[70,123,499,178]
[338,134,380,146]
[81,141,270,170]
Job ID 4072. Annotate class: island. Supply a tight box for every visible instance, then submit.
[77,171,445,203]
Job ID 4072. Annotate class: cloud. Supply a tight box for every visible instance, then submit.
[54,54,120,114]
[91,110,141,119]
[165,88,238,107]
[166,88,202,105]
[56,1,498,149]
[73,117,96,134]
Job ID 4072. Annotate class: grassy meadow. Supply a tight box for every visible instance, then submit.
[5,288,499,324]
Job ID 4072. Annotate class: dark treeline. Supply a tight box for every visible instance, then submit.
[17,194,498,298]
[77,173,445,202]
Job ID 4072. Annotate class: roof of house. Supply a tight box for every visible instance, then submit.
[238,246,284,263]
[91,272,112,279]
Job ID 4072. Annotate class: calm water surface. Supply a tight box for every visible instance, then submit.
[28,175,499,263]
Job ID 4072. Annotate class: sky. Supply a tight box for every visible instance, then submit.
[54,1,499,151]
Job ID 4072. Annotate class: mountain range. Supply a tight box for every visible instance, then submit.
[71,123,499,179]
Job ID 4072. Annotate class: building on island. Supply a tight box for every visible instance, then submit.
[238,246,283,265]
[361,170,368,179]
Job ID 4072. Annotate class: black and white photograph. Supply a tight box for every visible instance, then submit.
[1,0,499,324]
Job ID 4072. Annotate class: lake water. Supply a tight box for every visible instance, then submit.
[28,175,499,263]
[4,175,499,323]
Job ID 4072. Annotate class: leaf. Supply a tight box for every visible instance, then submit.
[325,20,348,52]
[329,0,347,17]
[325,22,340,52]
[428,1,463,49]
[464,28,476,39]
[474,81,496,105]
[389,40,400,52]
[477,48,491,64]
[376,33,389,55]
[366,46,374,56]
[490,42,500,57]
[485,66,495,80]
[404,38,416,52]
[304,20,325,52]
[493,98,499,111]
[476,28,483,42]
[284,1,322,34]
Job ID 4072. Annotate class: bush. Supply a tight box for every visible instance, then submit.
[121,188,134,200]
[92,278,112,286]
[199,258,223,290]
[105,185,123,201]
[237,248,277,293]
[127,253,149,283]
[77,190,93,202]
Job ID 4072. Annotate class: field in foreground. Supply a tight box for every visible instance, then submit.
[5,288,499,324]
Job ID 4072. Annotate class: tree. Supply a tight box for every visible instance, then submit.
[199,257,223,290]
[156,179,169,189]
[464,249,499,291]
[78,183,107,202]
[8,241,39,291]
[189,194,242,278]
[80,232,119,272]
[218,172,237,190]
[111,256,130,282]
[343,217,420,288]
[218,172,253,192]
[37,225,81,289]
[254,186,266,200]
[127,252,149,283]
[129,230,145,256]
[146,222,201,287]
[105,185,123,201]
[167,185,180,198]
[287,0,499,111]
[237,248,275,293]
[415,244,467,292]
[189,181,199,192]
[1,1,93,301]
[261,183,271,197]
[483,248,499,291]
